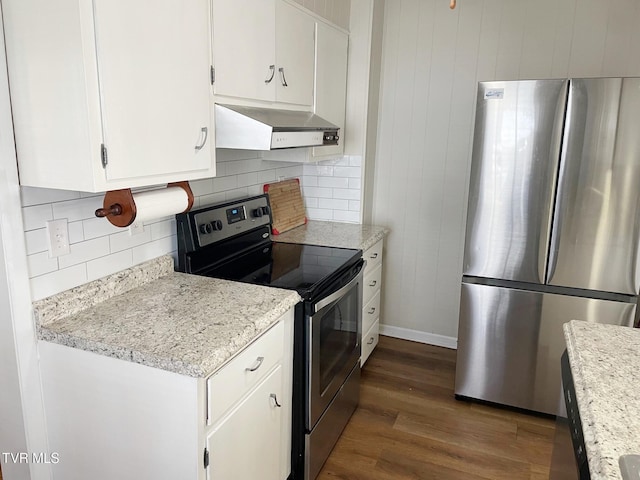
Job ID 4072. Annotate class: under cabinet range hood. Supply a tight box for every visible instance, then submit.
[214,104,339,150]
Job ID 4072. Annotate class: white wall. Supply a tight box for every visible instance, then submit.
[372,0,640,342]
[291,0,350,30]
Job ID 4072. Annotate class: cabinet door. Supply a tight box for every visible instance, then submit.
[275,1,315,106]
[313,23,348,157]
[212,0,276,102]
[207,365,283,480]
[93,0,213,182]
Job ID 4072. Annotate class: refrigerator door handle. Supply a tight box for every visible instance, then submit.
[546,86,572,284]
[544,81,570,284]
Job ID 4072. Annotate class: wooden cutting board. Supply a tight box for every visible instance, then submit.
[263,178,307,235]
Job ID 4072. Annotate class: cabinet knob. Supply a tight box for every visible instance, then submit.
[370,253,378,259]
[269,393,282,408]
[369,280,377,287]
[368,307,376,315]
[367,337,375,345]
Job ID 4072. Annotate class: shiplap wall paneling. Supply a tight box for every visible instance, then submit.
[372,0,640,342]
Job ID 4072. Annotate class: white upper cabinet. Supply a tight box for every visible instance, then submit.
[274,1,315,106]
[312,22,348,158]
[212,0,315,108]
[211,0,276,103]
[3,0,215,193]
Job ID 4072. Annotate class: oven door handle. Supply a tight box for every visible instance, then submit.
[313,260,365,314]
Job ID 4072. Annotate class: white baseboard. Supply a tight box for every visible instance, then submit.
[379,324,458,350]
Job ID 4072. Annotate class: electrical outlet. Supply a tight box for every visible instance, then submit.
[46,219,70,257]
[128,222,144,236]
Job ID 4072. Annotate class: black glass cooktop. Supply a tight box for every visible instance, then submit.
[196,241,362,300]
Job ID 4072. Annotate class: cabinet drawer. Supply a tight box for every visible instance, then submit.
[363,263,382,306]
[362,290,380,337]
[361,320,379,366]
[363,239,383,273]
[207,321,284,425]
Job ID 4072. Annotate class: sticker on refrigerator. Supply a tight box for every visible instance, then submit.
[484,88,504,100]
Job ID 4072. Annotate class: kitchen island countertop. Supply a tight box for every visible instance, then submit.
[34,255,301,378]
[563,320,640,480]
[272,219,389,251]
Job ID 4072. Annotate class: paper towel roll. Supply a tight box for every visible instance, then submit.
[132,186,190,223]
[95,182,194,227]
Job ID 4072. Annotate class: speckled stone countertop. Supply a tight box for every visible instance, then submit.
[34,255,301,378]
[273,220,389,251]
[563,321,640,480]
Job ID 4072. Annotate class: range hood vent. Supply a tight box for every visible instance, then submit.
[214,104,339,150]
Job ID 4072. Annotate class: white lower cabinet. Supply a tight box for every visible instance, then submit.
[207,366,283,480]
[38,308,294,480]
[361,239,384,366]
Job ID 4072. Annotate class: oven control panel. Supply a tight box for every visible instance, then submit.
[190,195,271,248]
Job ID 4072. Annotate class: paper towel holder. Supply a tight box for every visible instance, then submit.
[95,181,194,227]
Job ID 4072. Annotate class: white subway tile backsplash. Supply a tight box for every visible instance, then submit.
[20,187,80,207]
[318,176,350,189]
[302,186,333,198]
[257,169,277,184]
[333,188,360,200]
[306,208,334,220]
[333,210,360,223]
[59,237,110,269]
[333,166,361,178]
[24,229,48,255]
[83,217,121,240]
[319,198,349,210]
[132,236,176,264]
[27,251,59,277]
[300,175,318,187]
[349,200,361,211]
[349,156,362,167]
[189,178,214,196]
[30,264,87,301]
[110,228,153,254]
[86,250,134,282]
[150,219,176,240]
[68,221,85,244]
[237,172,258,188]
[22,152,362,300]
[212,175,238,192]
[22,204,53,231]
[275,165,304,179]
[52,196,102,222]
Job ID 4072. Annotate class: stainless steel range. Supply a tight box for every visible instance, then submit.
[175,194,364,480]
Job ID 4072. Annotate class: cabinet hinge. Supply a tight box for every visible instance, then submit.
[210,66,215,85]
[100,144,108,168]
[203,448,209,469]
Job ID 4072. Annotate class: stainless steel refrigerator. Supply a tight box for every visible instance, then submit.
[455,78,640,416]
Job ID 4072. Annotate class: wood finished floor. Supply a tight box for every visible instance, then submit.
[318,336,556,480]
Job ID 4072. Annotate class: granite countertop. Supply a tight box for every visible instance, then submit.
[272,220,389,251]
[34,255,301,378]
[563,321,640,480]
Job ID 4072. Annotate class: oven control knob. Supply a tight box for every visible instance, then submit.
[211,220,223,231]
[261,206,271,216]
[252,208,264,218]
[199,223,213,234]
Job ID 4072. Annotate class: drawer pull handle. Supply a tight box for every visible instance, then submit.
[367,337,375,345]
[245,356,264,372]
[270,393,282,408]
[368,307,376,314]
[370,253,378,259]
[369,280,377,287]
